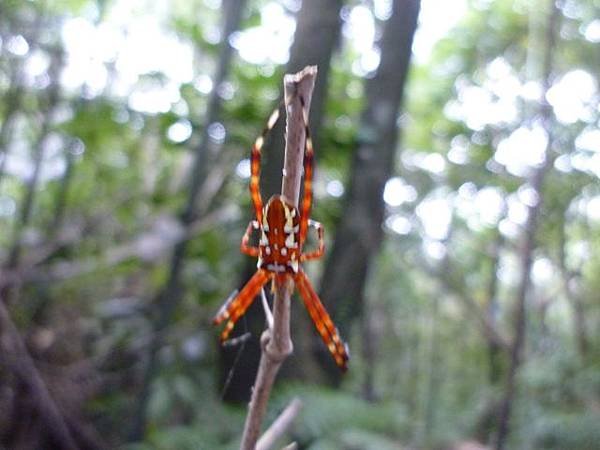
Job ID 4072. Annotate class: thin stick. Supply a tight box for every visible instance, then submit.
[239,66,317,450]
[256,398,303,450]
[280,444,298,450]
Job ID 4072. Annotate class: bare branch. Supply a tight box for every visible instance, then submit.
[280,444,298,450]
[0,204,236,288]
[256,398,303,450]
[0,300,78,450]
[239,66,317,450]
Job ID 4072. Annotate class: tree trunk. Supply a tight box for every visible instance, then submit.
[493,2,559,448]
[317,0,421,385]
[129,0,247,440]
[558,216,588,358]
[360,294,379,402]
[2,44,63,295]
[0,6,44,185]
[49,144,76,236]
[0,68,26,185]
[473,230,506,444]
[423,296,442,445]
[0,44,73,449]
[485,227,506,386]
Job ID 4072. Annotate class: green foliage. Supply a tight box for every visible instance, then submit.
[531,413,600,450]
[273,384,409,448]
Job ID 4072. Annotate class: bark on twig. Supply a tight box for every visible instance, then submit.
[256,398,302,450]
[239,66,317,450]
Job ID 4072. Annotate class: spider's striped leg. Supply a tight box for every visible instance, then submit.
[250,107,280,224]
[240,220,260,257]
[300,219,325,261]
[298,96,315,246]
[213,269,272,342]
[294,269,349,371]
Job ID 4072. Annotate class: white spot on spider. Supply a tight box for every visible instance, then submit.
[285,233,297,248]
[288,260,299,272]
[265,246,271,255]
[260,232,268,246]
[284,207,296,233]
[280,247,287,256]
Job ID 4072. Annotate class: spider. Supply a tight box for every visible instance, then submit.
[212,97,349,371]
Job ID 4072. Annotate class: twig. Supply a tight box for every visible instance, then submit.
[239,66,317,450]
[256,398,303,450]
[0,299,78,449]
[280,443,298,450]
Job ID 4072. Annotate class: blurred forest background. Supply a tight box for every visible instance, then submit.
[0,0,599,449]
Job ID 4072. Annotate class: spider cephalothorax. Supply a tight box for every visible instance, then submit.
[213,98,349,371]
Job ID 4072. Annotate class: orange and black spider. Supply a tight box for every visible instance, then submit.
[212,97,349,371]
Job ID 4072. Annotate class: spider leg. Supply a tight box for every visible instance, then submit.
[213,269,272,342]
[240,220,260,257]
[250,107,280,224]
[300,219,325,261]
[298,96,314,246]
[294,270,349,371]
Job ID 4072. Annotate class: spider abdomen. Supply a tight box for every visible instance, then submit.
[257,195,301,274]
